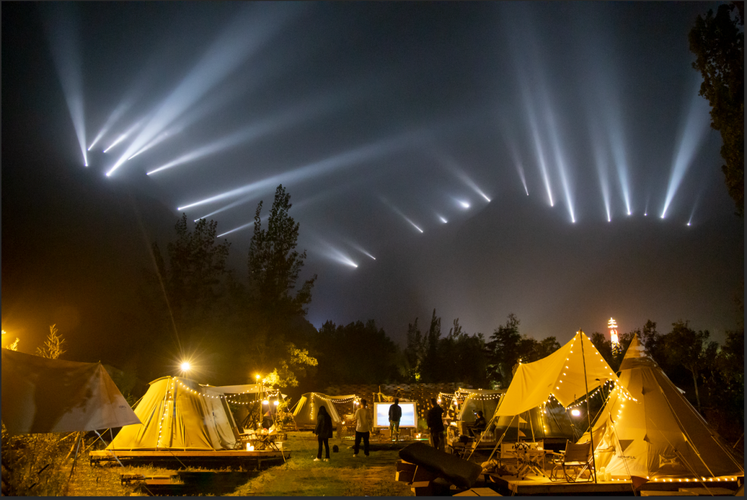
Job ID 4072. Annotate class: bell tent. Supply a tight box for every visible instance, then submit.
[580,334,744,480]
[106,376,260,451]
[291,392,353,429]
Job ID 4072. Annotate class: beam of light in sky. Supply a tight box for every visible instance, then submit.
[607,118,632,216]
[660,86,712,219]
[438,215,448,224]
[380,198,424,234]
[543,105,575,223]
[524,99,554,207]
[107,3,306,177]
[458,200,471,209]
[348,242,376,261]
[216,214,268,238]
[103,117,146,153]
[40,4,87,166]
[501,131,529,195]
[517,163,529,196]
[326,247,359,268]
[177,128,422,211]
[590,128,612,222]
[147,88,348,176]
[433,153,492,202]
[88,100,132,151]
[127,129,179,160]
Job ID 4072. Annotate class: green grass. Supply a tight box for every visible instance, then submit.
[229,432,413,496]
[58,431,413,496]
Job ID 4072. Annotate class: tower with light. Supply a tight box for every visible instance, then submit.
[608,317,620,355]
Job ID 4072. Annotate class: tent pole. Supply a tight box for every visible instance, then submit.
[579,330,598,483]
[486,414,516,463]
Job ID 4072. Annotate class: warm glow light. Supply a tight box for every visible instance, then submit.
[571,409,581,417]
[180,361,191,372]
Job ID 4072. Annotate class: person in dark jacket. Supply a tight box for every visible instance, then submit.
[426,398,445,451]
[313,406,333,462]
[471,410,487,436]
[388,398,402,442]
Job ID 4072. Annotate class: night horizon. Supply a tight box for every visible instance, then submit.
[2,2,743,369]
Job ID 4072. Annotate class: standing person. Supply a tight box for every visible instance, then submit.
[353,399,372,457]
[388,398,402,442]
[313,406,333,462]
[427,398,445,451]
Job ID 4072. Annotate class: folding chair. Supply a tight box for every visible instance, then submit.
[550,440,594,482]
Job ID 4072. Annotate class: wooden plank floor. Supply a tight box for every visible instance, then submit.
[486,474,636,495]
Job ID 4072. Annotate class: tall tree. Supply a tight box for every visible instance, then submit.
[247,184,316,319]
[689,2,744,216]
[421,309,443,382]
[486,313,522,388]
[404,318,425,382]
[663,320,717,412]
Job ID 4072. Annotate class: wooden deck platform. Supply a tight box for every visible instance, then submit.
[485,473,742,496]
[89,448,289,470]
[485,473,637,495]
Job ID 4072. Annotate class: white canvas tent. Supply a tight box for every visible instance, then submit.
[106,376,260,451]
[580,334,744,479]
[291,392,352,429]
[477,331,619,461]
[494,331,619,418]
[1,349,140,434]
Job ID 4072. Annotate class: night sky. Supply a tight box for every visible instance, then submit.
[2,2,743,365]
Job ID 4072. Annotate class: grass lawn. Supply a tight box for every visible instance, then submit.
[229,432,414,496]
[64,431,413,496]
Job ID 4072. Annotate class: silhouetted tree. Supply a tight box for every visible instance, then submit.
[404,318,425,382]
[421,309,443,382]
[486,314,522,388]
[689,2,744,216]
[663,320,717,412]
[247,184,316,319]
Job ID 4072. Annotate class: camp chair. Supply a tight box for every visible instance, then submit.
[550,440,594,482]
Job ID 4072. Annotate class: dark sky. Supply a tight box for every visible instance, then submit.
[2,2,743,365]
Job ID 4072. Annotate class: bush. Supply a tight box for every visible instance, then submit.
[1,424,75,496]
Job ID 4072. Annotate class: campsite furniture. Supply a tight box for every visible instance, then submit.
[550,440,594,482]
[514,441,548,479]
[399,442,483,492]
[580,334,744,481]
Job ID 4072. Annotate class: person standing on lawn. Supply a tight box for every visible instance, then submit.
[353,399,372,457]
[313,406,333,462]
[388,398,402,442]
[427,398,445,451]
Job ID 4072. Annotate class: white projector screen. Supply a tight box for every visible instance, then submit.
[373,402,417,428]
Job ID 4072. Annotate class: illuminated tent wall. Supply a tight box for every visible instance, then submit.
[291,392,350,429]
[1,349,140,434]
[580,335,744,479]
[454,389,574,443]
[494,331,619,419]
[106,376,260,451]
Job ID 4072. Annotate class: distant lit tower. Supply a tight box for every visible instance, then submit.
[608,317,621,355]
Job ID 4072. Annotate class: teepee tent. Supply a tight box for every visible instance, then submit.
[107,376,260,451]
[291,392,352,429]
[580,334,744,479]
[1,349,140,434]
